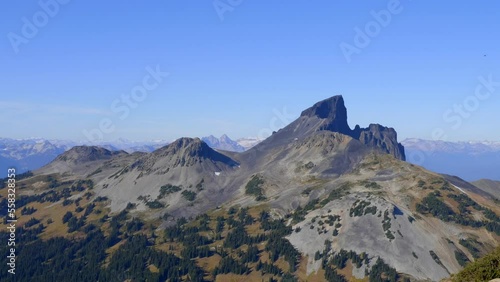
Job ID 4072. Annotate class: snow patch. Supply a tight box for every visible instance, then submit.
[452,184,466,194]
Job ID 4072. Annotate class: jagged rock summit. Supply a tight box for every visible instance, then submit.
[300,95,351,134]
[300,95,405,160]
[251,95,405,161]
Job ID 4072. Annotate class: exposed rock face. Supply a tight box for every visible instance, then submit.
[151,138,238,166]
[354,124,406,161]
[36,146,132,178]
[93,137,241,212]
[300,96,351,134]
[129,137,239,173]
[300,95,406,161]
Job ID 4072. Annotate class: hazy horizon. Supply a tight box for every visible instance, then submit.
[1,134,500,145]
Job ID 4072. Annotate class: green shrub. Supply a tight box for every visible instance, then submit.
[452,246,500,282]
[245,175,266,201]
[454,249,471,267]
[145,200,165,209]
[181,190,196,202]
[159,184,182,198]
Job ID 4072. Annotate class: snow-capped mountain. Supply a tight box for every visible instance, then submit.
[402,138,500,181]
[0,138,68,176]
[403,138,500,154]
[236,137,263,150]
[87,138,169,153]
[200,135,265,152]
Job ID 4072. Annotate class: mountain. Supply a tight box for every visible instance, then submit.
[94,138,169,153]
[472,179,500,200]
[236,137,263,150]
[2,95,499,282]
[37,146,134,177]
[402,138,500,181]
[34,137,241,213]
[0,138,169,177]
[93,95,407,213]
[202,134,246,152]
[402,138,500,153]
[241,95,406,163]
[0,138,68,176]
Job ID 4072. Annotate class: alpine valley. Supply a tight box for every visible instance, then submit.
[1,96,499,282]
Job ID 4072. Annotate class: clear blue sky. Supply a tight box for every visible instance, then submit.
[1,0,499,142]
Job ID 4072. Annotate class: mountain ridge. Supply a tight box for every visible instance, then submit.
[300,96,406,160]
[243,95,405,163]
[472,179,500,200]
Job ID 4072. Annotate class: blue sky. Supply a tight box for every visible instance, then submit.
[1,0,499,142]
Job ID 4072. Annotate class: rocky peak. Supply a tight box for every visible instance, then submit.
[297,95,405,161]
[55,146,124,164]
[353,124,406,161]
[220,134,231,142]
[203,135,218,144]
[166,138,209,156]
[300,95,351,134]
[153,138,239,167]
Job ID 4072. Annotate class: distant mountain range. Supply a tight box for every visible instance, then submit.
[0,138,68,176]
[201,135,263,152]
[201,134,246,152]
[402,138,500,181]
[0,138,169,176]
[235,137,263,150]
[0,136,262,177]
[3,136,499,182]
